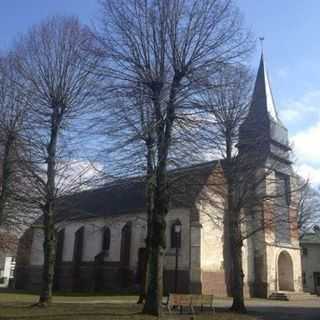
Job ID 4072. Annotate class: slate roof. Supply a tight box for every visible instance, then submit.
[55,160,219,223]
[251,53,282,124]
[300,232,320,245]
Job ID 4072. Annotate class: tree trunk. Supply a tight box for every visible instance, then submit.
[38,107,60,306]
[225,129,246,313]
[143,75,179,316]
[143,150,168,316]
[229,219,246,313]
[137,140,155,304]
[39,205,56,306]
[143,175,167,316]
[142,244,164,315]
[0,132,14,224]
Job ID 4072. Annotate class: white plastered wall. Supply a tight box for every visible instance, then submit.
[29,208,191,273]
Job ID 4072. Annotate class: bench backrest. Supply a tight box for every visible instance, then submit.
[199,294,214,305]
[168,294,214,306]
[168,294,192,306]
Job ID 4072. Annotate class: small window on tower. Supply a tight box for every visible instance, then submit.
[284,175,291,206]
[302,247,308,256]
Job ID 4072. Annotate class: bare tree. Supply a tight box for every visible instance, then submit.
[97,0,252,315]
[12,16,100,306]
[297,182,320,235]
[196,63,254,312]
[0,54,35,231]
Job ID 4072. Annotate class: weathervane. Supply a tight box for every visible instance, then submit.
[259,37,265,54]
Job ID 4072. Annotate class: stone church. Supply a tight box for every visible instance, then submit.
[15,55,303,297]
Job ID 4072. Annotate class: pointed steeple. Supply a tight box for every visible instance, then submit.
[250,53,281,124]
[238,53,290,164]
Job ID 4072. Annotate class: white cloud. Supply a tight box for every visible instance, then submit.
[294,163,320,187]
[57,160,105,192]
[281,109,301,122]
[292,121,320,165]
[280,89,320,123]
[290,120,320,187]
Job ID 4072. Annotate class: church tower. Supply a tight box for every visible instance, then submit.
[238,54,302,297]
[238,53,291,166]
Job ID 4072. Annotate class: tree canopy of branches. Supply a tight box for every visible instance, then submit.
[97,0,252,315]
[0,55,34,231]
[197,64,255,312]
[298,182,320,235]
[12,15,100,305]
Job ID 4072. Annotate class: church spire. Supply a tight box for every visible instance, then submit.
[250,53,281,124]
[238,52,290,163]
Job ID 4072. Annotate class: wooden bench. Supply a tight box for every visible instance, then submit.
[167,294,215,314]
[192,294,215,313]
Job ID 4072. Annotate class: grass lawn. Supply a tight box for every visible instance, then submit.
[0,292,258,320]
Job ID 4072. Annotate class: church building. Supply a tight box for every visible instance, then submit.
[15,55,303,298]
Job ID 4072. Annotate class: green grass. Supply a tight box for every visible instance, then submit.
[0,292,257,320]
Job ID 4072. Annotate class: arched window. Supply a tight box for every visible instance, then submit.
[170,219,182,249]
[102,226,111,251]
[54,228,65,290]
[72,226,85,291]
[120,222,132,267]
[55,228,65,265]
[73,226,85,264]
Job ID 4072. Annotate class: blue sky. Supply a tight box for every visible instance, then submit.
[0,0,319,185]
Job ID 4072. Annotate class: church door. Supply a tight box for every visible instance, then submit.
[278,251,294,291]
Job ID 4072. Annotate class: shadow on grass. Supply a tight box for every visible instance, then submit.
[0,288,138,297]
[0,303,143,319]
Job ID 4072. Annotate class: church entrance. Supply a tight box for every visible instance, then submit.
[278,251,294,291]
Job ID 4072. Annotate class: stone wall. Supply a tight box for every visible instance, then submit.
[265,244,302,294]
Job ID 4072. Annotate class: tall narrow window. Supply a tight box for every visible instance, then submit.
[276,172,291,206]
[120,222,132,267]
[102,227,111,251]
[170,219,182,249]
[73,226,85,291]
[73,226,85,264]
[55,229,65,264]
[54,228,65,290]
[275,172,291,244]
